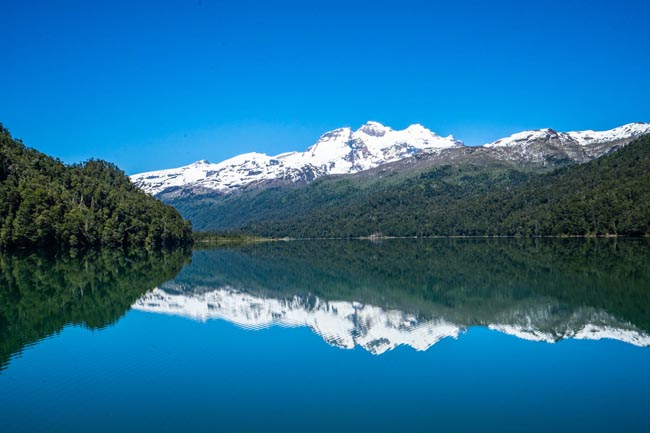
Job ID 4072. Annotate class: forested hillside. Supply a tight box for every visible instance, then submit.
[181,135,650,238]
[169,153,531,233]
[0,124,193,249]
[433,134,650,236]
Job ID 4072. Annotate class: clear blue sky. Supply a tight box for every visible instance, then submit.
[2,0,649,174]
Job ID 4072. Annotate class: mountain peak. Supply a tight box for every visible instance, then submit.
[313,127,351,143]
[405,123,428,132]
[357,121,390,137]
[485,128,563,148]
[131,121,465,195]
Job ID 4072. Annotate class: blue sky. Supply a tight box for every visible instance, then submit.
[2,0,649,173]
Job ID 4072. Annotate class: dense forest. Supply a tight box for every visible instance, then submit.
[0,124,193,249]
[180,135,650,237]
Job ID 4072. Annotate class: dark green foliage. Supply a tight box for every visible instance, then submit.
[173,135,650,238]
[458,135,650,236]
[0,124,193,249]
[0,248,191,370]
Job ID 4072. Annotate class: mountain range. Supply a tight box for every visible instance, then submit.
[131,121,650,236]
[132,121,650,197]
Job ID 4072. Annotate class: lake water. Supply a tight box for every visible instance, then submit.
[1,239,649,433]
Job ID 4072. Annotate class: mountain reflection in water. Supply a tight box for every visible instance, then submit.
[134,239,650,354]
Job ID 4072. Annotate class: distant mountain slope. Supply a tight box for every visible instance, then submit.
[132,121,650,197]
[169,153,529,232]
[484,123,650,165]
[0,124,192,249]
[240,134,650,237]
[461,133,650,236]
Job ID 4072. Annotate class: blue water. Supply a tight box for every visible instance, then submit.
[1,240,649,432]
[2,312,648,433]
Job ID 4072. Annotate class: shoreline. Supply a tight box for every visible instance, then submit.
[193,233,650,244]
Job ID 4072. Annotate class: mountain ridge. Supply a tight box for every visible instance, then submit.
[131,121,650,197]
[131,121,462,196]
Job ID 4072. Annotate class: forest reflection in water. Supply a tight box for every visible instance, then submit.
[0,248,190,370]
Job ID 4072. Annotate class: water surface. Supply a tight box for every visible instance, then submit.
[1,239,649,432]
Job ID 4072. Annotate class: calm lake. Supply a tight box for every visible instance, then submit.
[1,239,649,433]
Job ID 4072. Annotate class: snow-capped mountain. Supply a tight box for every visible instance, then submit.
[131,121,462,196]
[133,286,650,355]
[484,122,650,165]
[131,121,649,196]
[486,123,650,148]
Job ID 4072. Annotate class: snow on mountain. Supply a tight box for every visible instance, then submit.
[133,287,650,355]
[484,122,650,148]
[484,128,572,148]
[131,121,462,196]
[131,121,649,196]
[129,152,319,196]
[567,122,650,145]
[480,122,650,166]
